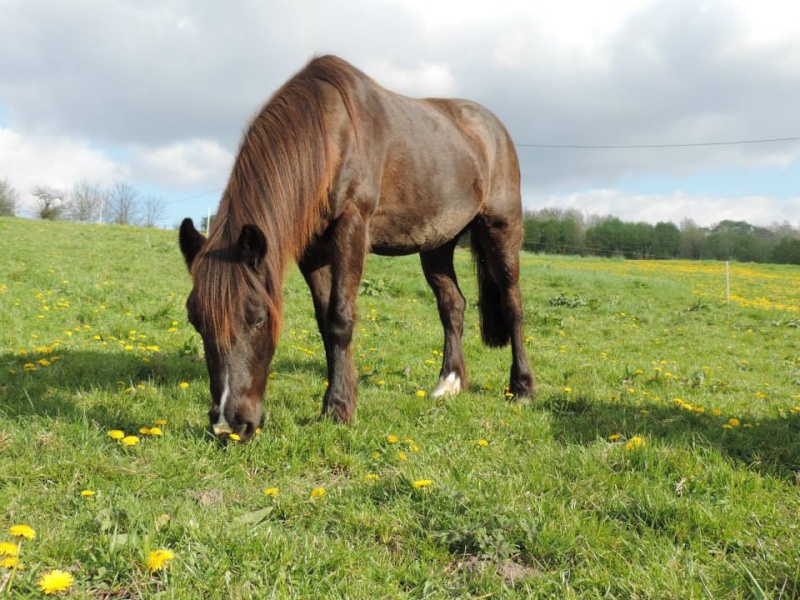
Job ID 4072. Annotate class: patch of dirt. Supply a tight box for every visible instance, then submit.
[193,489,224,506]
[448,556,541,586]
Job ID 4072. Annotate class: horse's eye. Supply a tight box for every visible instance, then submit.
[252,318,266,331]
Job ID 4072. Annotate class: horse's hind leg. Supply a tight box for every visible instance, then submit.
[471,216,534,398]
[420,240,468,397]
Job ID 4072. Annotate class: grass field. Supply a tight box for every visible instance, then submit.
[1,216,799,598]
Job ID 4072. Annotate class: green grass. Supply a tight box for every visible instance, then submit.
[1,216,799,598]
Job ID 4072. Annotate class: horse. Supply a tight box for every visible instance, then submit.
[179,55,533,441]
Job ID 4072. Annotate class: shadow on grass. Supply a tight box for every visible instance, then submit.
[540,391,800,480]
[0,349,329,432]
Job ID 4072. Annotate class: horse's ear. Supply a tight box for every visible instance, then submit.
[236,224,267,270]
[179,218,206,270]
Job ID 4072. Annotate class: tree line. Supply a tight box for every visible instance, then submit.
[0,178,166,227]
[522,208,800,265]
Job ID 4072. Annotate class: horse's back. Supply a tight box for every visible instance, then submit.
[316,58,521,254]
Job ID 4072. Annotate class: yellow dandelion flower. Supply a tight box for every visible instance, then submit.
[712,408,722,417]
[728,418,741,427]
[139,427,151,435]
[37,569,74,594]
[154,418,168,426]
[147,549,175,572]
[563,387,572,393]
[477,439,489,447]
[228,433,241,442]
[386,435,398,444]
[263,487,279,497]
[376,379,385,386]
[364,474,379,482]
[372,452,382,459]
[107,430,124,440]
[412,479,433,489]
[398,451,407,461]
[121,435,139,446]
[722,423,733,430]
[415,390,426,398]
[608,433,622,442]
[178,381,189,389]
[148,427,163,436]
[0,541,19,556]
[1,556,21,569]
[310,487,326,499]
[9,525,35,540]
[625,436,646,451]
[80,490,96,497]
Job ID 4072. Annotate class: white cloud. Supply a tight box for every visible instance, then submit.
[0,127,126,214]
[132,139,233,188]
[361,59,458,97]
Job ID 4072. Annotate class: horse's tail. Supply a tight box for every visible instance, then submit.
[470,232,511,348]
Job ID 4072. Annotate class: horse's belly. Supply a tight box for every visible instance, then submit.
[367,206,474,255]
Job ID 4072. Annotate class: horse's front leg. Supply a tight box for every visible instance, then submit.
[320,203,367,422]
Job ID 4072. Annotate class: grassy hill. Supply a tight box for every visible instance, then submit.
[1,217,799,597]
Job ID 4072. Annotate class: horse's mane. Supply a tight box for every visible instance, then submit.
[190,56,359,350]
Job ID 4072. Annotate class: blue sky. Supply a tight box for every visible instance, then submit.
[2,0,800,229]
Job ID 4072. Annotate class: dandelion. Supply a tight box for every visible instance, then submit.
[0,542,18,557]
[121,435,139,446]
[1,556,21,569]
[608,433,622,442]
[364,474,379,482]
[625,436,646,451]
[9,525,35,540]
[263,487,279,497]
[229,433,241,442]
[728,418,741,427]
[415,390,426,398]
[107,430,124,440]
[139,427,151,435]
[37,569,74,595]
[148,427,163,436]
[154,419,168,426]
[310,487,326,499]
[477,439,489,447]
[723,423,733,430]
[147,549,175,573]
[412,479,433,489]
[563,387,572,393]
[398,451,407,461]
[712,408,722,417]
[80,490,96,497]
[372,452,382,460]
[386,435,398,444]
[178,381,190,389]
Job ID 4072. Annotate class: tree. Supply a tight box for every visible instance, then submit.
[679,219,706,259]
[107,181,140,225]
[68,181,106,223]
[140,195,167,227]
[770,237,800,265]
[0,178,19,216]
[652,222,682,258]
[32,185,67,220]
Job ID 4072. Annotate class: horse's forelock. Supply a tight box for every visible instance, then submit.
[191,252,280,352]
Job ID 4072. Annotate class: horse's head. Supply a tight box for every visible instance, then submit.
[179,218,276,442]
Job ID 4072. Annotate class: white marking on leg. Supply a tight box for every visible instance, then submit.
[212,368,233,436]
[431,372,462,398]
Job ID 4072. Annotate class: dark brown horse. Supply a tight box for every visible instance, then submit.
[179,55,533,440]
